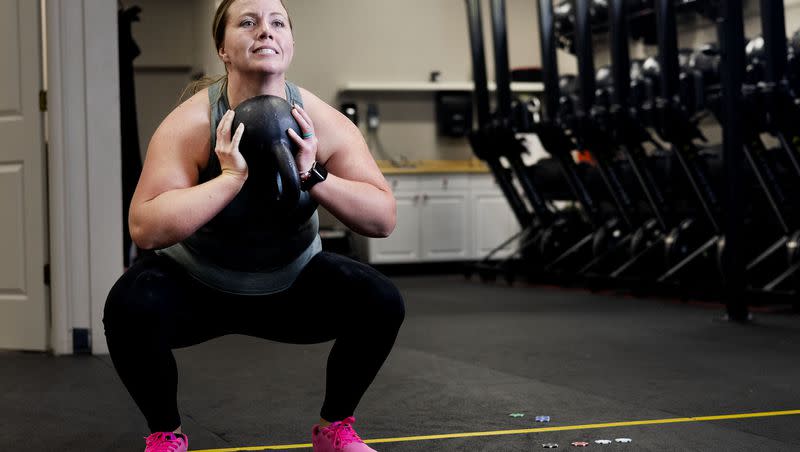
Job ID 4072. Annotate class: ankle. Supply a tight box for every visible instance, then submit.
[318,418,331,428]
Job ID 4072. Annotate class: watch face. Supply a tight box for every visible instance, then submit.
[312,163,328,180]
[302,162,326,191]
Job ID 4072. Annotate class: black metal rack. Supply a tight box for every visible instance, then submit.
[554,0,707,51]
[716,0,748,320]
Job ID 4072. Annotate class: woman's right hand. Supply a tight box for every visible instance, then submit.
[216,109,248,183]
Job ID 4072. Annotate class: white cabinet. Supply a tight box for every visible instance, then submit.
[365,172,520,264]
[368,192,421,263]
[420,179,470,261]
[470,175,520,260]
[368,174,469,264]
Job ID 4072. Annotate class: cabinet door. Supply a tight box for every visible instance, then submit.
[420,192,470,261]
[470,173,521,260]
[369,192,421,263]
[472,191,520,259]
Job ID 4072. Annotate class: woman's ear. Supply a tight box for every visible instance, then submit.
[218,47,230,64]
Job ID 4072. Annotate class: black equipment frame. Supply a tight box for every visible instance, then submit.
[652,0,723,284]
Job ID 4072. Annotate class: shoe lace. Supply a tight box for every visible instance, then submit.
[144,432,185,452]
[327,417,363,449]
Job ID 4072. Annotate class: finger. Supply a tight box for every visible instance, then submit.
[217,110,234,143]
[231,123,245,151]
[216,110,230,127]
[291,107,309,130]
[292,104,314,129]
[215,110,227,136]
[286,127,306,147]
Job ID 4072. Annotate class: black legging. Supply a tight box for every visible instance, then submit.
[103,251,405,433]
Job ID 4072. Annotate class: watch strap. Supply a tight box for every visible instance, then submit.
[300,161,327,191]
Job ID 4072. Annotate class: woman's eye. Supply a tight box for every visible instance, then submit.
[272,20,285,28]
[240,19,255,27]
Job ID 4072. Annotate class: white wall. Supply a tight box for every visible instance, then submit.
[128,0,202,160]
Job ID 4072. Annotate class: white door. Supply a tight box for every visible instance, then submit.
[0,0,48,350]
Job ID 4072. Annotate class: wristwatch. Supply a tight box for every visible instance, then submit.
[299,161,328,191]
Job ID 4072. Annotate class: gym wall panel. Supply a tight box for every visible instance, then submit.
[130,0,196,68]
[787,0,800,31]
[130,0,205,161]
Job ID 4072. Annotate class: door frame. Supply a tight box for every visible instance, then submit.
[45,0,123,355]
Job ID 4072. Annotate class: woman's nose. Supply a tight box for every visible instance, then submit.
[258,23,273,39]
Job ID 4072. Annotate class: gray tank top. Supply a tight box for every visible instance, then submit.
[157,78,321,295]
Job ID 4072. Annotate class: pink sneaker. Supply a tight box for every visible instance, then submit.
[143,432,188,452]
[312,417,377,452]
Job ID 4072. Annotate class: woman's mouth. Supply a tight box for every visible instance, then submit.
[254,47,278,55]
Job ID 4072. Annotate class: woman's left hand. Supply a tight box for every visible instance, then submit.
[287,104,318,174]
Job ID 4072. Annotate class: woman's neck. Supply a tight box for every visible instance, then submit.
[225,72,286,109]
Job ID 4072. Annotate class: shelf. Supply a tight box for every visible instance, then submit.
[340,81,544,93]
[376,159,490,175]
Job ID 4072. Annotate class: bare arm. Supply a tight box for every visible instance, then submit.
[291,89,396,238]
[129,92,248,250]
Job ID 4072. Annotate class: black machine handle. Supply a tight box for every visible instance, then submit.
[535,0,602,228]
[538,0,560,120]
[489,0,553,222]
[465,0,533,228]
[760,0,788,85]
[466,0,492,130]
[574,0,596,114]
[608,0,670,231]
[654,0,721,233]
[609,0,630,107]
[718,0,748,320]
[757,0,800,181]
[573,0,637,230]
[655,0,681,105]
[490,0,514,123]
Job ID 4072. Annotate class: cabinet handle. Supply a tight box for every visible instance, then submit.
[413,194,421,203]
[422,194,429,202]
[442,178,448,189]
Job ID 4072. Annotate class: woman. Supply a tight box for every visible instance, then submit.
[103,1,405,451]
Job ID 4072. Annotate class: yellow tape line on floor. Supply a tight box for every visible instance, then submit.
[192,409,800,451]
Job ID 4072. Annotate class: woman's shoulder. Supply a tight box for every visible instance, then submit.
[295,86,343,122]
[148,88,212,159]
[162,88,213,133]
[295,85,324,109]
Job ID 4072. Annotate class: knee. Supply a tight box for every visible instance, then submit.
[360,274,406,331]
[382,282,406,329]
[103,267,171,335]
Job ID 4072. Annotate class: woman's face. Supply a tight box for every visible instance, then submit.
[218,0,294,76]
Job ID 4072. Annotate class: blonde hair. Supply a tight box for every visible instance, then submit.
[180,0,293,102]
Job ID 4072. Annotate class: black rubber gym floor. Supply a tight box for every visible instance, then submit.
[2,274,799,451]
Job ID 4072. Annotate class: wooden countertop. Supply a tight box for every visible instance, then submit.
[376,159,490,174]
